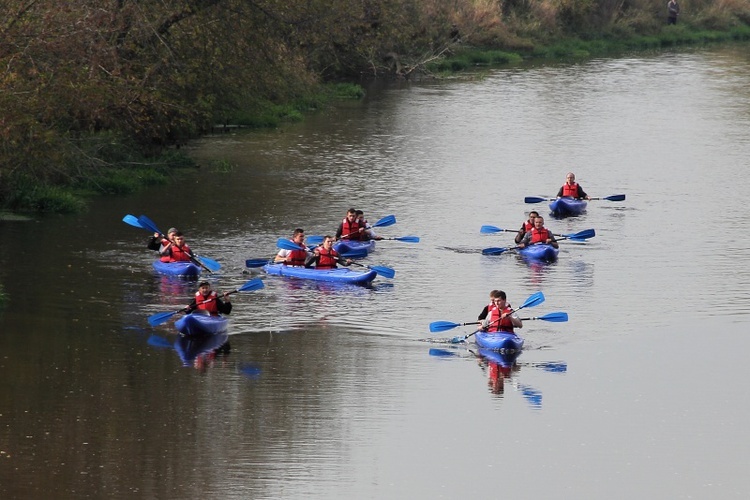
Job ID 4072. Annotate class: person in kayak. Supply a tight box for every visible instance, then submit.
[556,172,590,200]
[275,228,309,266]
[187,281,232,316]
[305,236,352,269]
[514,211,539,244]
[479,290,523,333]
[159,231,194,262]
[518,217,559,249]
[356,210,384,241]
[336,208,366,241]
[148,227,178,262]
[186,281,233,356]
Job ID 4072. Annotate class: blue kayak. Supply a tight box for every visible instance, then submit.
[263,263,377,284]
[334,239,375,257]
[475,331,524,351]
[549,197,587,217]
[152,260,201,277]
[174,312,229,337]
[518,243,559,262]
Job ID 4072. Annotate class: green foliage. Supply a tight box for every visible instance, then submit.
[6,181,87,214]
[2,0,750,214]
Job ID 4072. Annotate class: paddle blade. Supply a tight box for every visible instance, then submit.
[429,321,462,333]
[604,194,626,201]
[480,225,503,234]
[524,196,548,204]
[137,215,162,235]
[563,228,595,240]
[536,311,568,322]
[429,348,458,357]
[245,258,269,268]
[519,291,545,310]
[148,310,178,327]
[372,214,396,228]
[370,265,395,279]
[482,247,510,255]
[194,254,221,272]
[391,236,420,243]
[276,238,304,251]
[306,235,324,245]
[237,278,265,292]
[123,214,146,229]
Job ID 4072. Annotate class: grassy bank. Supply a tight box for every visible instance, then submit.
[2,1,749,215]
[0,83,366,214]
[429,24,750,74]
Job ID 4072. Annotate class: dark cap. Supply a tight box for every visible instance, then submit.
[198,281,210,288]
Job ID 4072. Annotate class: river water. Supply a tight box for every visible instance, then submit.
[2,45,750,498]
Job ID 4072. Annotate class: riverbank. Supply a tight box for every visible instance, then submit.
[2,0,749,214]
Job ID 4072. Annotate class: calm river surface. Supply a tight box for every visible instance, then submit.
[2,45,750,498]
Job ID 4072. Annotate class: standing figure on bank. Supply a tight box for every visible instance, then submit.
[667,0,680,24]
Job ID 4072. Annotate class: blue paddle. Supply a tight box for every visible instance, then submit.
[480,225,595,241]
[430,309,565,333]
[308,234,419,245]
[306,214,399,245]
[245,258,271,268]
[276,239,396,278]
[147,278,264,327]
[122,214,146,229]
[449,291,545,344]
[137,215,221,272]
[524,194,625,203]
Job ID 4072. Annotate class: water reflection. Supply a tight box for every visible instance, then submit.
[429,345,566,408]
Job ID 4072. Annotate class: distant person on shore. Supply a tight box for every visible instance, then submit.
[556,172,590,200]
[667,0,680,24]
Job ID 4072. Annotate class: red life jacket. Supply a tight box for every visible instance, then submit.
[169,244,192,262]
[157,238,173,262]
[285,241,307,266]
[195,291,219,315]
[523,220,534,232]
[316,247,339,269]
[340,217,364,241]
[487,305,515,333]
[562,182,580,198]
[530,227,551,244]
